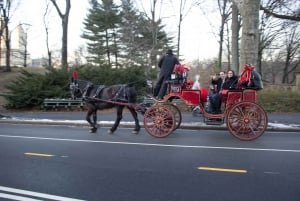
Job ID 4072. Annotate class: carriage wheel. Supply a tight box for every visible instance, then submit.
[143,105,175,138]
[226,101,268,141]
[154,102,182,130]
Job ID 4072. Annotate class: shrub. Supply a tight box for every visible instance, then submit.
[258,90,300,112]
[4,69,70,109]
[4,65,152,109]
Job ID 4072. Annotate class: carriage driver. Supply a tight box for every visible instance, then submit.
[153,49,180,100]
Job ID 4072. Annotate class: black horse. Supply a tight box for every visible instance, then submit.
[70,79,141,134]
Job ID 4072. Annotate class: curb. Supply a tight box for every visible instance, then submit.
[1,119,300,132]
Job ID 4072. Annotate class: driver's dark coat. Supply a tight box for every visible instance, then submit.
[158,54,180,76]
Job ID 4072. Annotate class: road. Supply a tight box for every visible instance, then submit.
[1,111,300,125]
[0,123,300,201]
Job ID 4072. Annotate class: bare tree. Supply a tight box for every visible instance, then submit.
[257,9,284,76]
[260,4,300,22]
[281,24,300,83]
[50,0,70,69]
[149,0,159,69]
[43,1,52,68]
[216,0,231,71]
[176,0,194,58]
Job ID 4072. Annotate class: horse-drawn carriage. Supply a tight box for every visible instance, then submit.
[70,64,267,141]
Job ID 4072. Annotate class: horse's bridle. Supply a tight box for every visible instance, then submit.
[70,82,83,99]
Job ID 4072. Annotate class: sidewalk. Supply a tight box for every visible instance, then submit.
[0,111,300,132]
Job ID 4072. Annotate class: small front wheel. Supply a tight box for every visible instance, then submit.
[155,102,182,130]
[226,101,268,141]
[143,105,175,138]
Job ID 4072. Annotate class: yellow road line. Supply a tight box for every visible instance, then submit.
[24,152,54,157]
[198,166,247,173]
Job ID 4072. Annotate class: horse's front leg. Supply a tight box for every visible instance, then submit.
[86,109,97,133]
[108,106,124,134]
[92,110,98,132]
[128,106,140,134]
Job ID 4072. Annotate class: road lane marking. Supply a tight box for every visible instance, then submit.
[0,186,85,201]
[24,152,54,157]
[198,166,247,173]
[1,134,300,153]
[264,171,280,175]
[0,192,42,201]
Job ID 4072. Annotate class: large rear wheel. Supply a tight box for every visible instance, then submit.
[143,105,175,138]
[226,101,268,141]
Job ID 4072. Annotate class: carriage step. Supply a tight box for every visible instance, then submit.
[204,118,224,125]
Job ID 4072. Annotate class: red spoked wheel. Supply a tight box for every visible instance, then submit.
[155,102,182,130]
[226,101,268,141]
[143,105,175,138]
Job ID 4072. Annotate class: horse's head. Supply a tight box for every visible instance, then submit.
[70,79,87,99]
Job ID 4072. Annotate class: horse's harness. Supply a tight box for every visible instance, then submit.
[112,84,128,102]
[72,81,129,103]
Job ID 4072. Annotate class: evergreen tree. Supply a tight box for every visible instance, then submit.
[82,0,175,70]
[82,0,121,67]
[119,0,175,70]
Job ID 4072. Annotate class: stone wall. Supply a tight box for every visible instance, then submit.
[263,72,300,93]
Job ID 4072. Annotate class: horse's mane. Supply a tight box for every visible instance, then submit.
[76,79,128,88]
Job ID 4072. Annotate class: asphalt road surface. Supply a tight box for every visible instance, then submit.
[0,123,299,201]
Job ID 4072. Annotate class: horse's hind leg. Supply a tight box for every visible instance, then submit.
[91,110,98,133]
[108,105,124,134]
[127,106,140,134]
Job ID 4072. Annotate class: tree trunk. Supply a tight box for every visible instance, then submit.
[3,9,11,72]
[218,21,224,71]
[239,0,260,72]
[50,0,70,69]
[231,2,239,73]
[217,0,230,71]
[61,14,69,68]
[105,29,111,67]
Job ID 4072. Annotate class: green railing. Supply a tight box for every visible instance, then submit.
[42,98,84,110]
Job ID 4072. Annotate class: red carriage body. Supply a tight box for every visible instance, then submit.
[143,64,267,141]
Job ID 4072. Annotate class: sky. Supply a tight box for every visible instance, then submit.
[11,0,220,63]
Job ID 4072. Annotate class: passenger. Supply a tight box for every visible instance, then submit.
[153,49,180,100]
[208,71,226,114]
[213,70,239,113]
[222,70,238,90]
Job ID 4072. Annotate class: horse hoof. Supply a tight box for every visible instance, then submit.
[132,130,139,134]
[107,130,113,134]
[90,128,97,133]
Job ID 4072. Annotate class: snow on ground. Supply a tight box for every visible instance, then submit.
[1,116,299,130]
